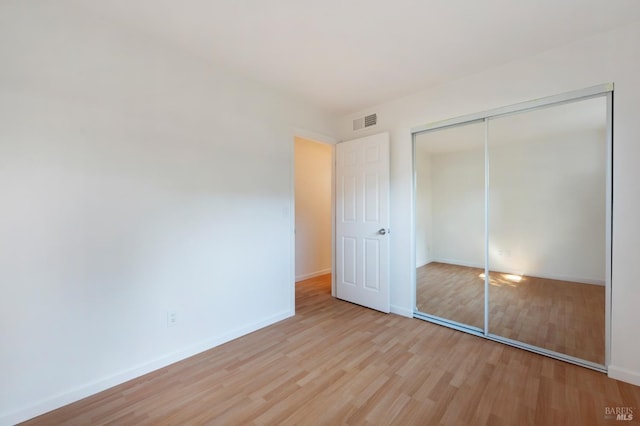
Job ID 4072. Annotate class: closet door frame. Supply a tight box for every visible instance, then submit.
[411,83,613,372]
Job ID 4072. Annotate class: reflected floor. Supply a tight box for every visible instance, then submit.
[416,262,605,364]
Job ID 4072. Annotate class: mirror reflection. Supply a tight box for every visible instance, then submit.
[414,95,607,366]
[415,122,485,330]
[487,97,606,364]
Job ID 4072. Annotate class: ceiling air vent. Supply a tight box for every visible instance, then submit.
[353,113,377,131]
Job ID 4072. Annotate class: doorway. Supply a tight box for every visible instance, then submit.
[293,136,333,296]
[293,131,392,313]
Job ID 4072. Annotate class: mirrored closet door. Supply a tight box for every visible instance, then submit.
[414,122,485,331]
[487,96,607,365]
[413,86,611,370]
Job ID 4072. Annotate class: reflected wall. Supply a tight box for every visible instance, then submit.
[487,97,607,364]
[414,92,609,367]
[415,122,485,330]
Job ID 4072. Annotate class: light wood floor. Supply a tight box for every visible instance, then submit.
[416,262,606,364]
[23,274,637,425]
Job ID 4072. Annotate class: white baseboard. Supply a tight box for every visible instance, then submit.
[427,258,605,286]
[416,258,433,269]
[429,258,484,269]
[526,272,605,286]
[1,310,294,426]
[296,268,331,282]
[390,304,413,318]
[608,365,640,387]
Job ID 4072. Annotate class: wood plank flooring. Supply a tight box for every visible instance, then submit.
[23,274,637,425]
[417,262,605,364]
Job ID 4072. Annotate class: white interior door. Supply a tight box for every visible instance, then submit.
[336,132,390,313]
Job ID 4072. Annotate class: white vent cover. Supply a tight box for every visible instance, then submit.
[353,113,377,131]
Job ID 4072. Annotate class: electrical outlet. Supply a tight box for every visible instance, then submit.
[167,310,178,328]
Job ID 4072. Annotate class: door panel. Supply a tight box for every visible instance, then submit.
[487,96,607,364]
[342,237,357,286]
[342,175,357,222]
[413,121,486,330]
[364,238,380,290]
[336,132,390,313]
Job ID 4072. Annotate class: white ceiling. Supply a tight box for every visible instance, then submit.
[72,0,640,115]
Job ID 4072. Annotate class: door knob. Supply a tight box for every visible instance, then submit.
[378,228,388,235]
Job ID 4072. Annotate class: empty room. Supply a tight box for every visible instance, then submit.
[2,1,640,425]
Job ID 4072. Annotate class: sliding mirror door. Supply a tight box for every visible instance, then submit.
[413,86,611,369]
[414,121,485,330]
[487,96,607,365]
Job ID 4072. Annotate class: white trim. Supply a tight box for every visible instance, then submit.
[484,118,490,336]
[527,273,605,286]
[427,258,484,269]
[605,91,613,366]
[289,135,297,315]
[295,268,332,282]
[0,310,293,426]
[410,132,418,322]
[411,83,614,134]
[416,258,434,268]
[390,305,413,318]
[331,144,336,297]
[608,366,640,387]
[486,333,606,372]
[291,127,339,145]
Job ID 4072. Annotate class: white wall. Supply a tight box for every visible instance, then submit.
[0,3,335,424]
[414,152,432,267]
[416,127,606,284]
[429,148,485,268]
[489,128,606,283]
[294,137,332,280]
[338,22,640,385]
